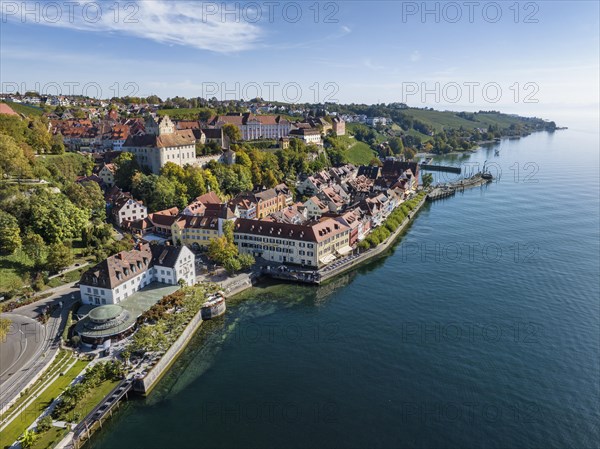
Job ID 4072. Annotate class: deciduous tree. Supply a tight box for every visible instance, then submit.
[0,211,21,254]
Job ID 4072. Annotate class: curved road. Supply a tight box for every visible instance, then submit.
[0,314,45,385]
[0,283,80,409]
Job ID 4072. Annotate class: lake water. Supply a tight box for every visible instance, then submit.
[89,126,599,449]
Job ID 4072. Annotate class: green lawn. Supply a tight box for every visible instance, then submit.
[61,379,121,423]
[347,141,376,165]
[0,250,35,294]
[45,267,87,290]
[0,359,88,448]
[0,239,92,295]
[31,426,68,449]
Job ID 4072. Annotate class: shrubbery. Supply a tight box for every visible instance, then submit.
[358,192,426,250]
[52,361,124,421]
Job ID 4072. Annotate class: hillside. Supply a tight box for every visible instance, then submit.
[0,101,44,117]
[402,108,548,133]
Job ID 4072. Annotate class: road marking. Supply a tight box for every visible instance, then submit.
[0,329,27,379]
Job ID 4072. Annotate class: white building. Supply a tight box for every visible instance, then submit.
[79,243,196,306]
[122,115,197,174]
[112,196,148,227]
[209,114,292,141]
[96,163,116,187]
[289,128,323,146]
[233,217,351,268]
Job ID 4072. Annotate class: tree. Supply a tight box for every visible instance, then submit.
[29,192,90,243]
[114,152,139,190]
[0,211,21,254]
[45,242,74,273]
[238,253,255,270]
[198,109,212,122]
[0,316,11,341]
[0,133,33,179]
[207,236,237,265]
[422,173,434,188]
[235,151,252,169]
[389,137,404,154]
[50,134,65,154]
[150,176,188,210]
[39,153,93,184]
[402,146,416,160]
[18,429,38,449]
[37,415,53,433]
[222,123,241,142]
[160,162,185,180]
[183,166,207,199]
[121,347,131,365]
[64,181,106,221]
[223,257,242,274]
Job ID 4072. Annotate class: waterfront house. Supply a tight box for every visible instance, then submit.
[79,243,195,306]
[234,217,351,268]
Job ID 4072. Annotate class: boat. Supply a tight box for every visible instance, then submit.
[201,292,226,320]
[481,161,493,180]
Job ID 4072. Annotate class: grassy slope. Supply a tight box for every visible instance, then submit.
[0,102,44,117]
[347,141,375,165]
[403,108,532,132]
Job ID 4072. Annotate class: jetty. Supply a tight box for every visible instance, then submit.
[68,379,133,449]
[420,164,462,174]
[427,172,492,202]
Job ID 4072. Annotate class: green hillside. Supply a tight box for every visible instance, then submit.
[1,101,44,117]
[402,108,542,132]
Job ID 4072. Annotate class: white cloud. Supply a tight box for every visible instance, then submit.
[4,1,263,52]
[410,50,421,62]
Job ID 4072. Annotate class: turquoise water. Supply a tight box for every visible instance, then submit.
[89,127,599,449]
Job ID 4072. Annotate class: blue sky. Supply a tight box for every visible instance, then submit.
[1,1,598,125]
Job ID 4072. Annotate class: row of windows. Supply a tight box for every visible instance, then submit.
[236,235,314,248]
[242,243,294,254]
[185,235,211,241]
